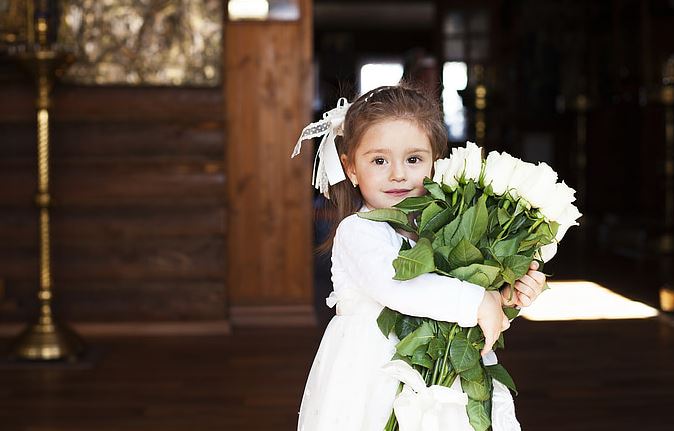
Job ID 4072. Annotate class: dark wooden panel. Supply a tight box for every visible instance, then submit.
[225,0,314,307]
[0,237,225,281]
[0,280,227,322]
[0,207,226,245]
[0,122,224,159]
[0,85,223,123]
[0,158,225,206]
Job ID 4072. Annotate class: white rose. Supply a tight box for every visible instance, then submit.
[433,158,451,183]
[539,242,558,262]
[443,142,483,187]
[462,141,483,182]
[519,162,558,209]
[555,204,582,241]
[506,160,537,201]
[539,182,576,222]
[482,151,518,196]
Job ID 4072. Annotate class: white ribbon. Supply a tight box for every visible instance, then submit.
[381,360,473,431]
[291,97,351,198]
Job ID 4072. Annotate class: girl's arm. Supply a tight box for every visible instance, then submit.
[334,215,485,327]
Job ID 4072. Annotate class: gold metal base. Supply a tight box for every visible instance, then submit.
[9,320,85,361]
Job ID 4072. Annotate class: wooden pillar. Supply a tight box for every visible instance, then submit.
[224,0,315,326]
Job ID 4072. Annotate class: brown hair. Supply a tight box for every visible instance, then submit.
[317,82,448,254]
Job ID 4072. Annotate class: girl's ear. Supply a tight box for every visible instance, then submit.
[340,154,358,186]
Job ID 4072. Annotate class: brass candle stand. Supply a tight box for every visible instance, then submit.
[659,56,674,313]
[7,11,84,361]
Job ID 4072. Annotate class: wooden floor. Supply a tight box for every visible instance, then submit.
[1,315,673,431]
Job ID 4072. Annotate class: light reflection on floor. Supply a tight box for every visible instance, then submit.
[519,280,659,321]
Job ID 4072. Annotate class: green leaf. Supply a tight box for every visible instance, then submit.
[447,239,484,268]
[427,337,446,360]
[486,364,518,395]
[392,238,436,281]
[463,180,477,204]
[396,321,435,356]
[376,307,400,337]
[467,398,491,431]
[419,202,452,234]
[444,216,463,247]
[449,263,501,288]
[503,306,520,320]
[394,195,435,213]
[449,331,480,373]
[466,326,482,344]
[400,238,412,251]
[462,375,491,401]
[357,208,414,232]
[460,362,484,382]
[410,344,434,369]
[391,352,413,366]
[497,207,511,226]
[433,251,452,274]
[395,315,423,339]
[495,332,505,350]
[437,321,454,339]
[502,255,531,281]
[492,229,530,259]
[423,178,446,200]
[458,194,489,245]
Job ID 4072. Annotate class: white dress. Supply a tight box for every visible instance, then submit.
[298,213,521,431]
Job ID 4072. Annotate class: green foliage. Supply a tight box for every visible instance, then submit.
[357,208,414,232]
[392,238,436,280]
[377,307,400,337]
[396,321,435,356]
[486,364,518,395]
[369,176,562,431]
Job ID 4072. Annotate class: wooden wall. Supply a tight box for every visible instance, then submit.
[225,0,315,326]
[0,84,228,326]
[0,1,316,330]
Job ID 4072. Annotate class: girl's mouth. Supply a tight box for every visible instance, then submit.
[385,189,412,197]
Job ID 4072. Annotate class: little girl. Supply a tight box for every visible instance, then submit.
[292,84,546,431]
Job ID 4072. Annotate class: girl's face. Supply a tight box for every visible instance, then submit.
[342,119,434,210]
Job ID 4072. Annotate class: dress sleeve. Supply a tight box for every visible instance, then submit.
[333,215,485,327]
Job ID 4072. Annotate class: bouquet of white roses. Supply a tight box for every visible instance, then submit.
[358,142,581,431]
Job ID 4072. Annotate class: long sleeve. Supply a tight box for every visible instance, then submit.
[332,214,485,327]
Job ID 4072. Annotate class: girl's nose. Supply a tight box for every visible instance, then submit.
[390,162,406,182]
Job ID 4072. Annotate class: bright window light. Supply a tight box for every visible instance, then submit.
[228,0,269,20]
[360,63,404,95]
[519,281,659,321]
[442,61,467,141]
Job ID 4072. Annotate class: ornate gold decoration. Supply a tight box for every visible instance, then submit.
[8,2,84,361]
[58,0,222,86]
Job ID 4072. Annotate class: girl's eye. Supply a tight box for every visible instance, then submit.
[407,156,421,164]
[373,157,386,165]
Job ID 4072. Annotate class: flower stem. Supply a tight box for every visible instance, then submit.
[439,324,458,384]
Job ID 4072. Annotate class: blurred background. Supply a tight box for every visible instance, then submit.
[0,1,673,430]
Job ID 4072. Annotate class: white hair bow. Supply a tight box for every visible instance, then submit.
[381,360,473,431]
[291,97,351,198]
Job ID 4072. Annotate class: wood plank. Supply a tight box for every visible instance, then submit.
[225,0,314,307]
[0,320,231,337]
[0,85,223,123]
[0,158,226,206]
[0,122,224,159]
[0,237,225,281]
[0,280,227,322]
[0,207,226,245]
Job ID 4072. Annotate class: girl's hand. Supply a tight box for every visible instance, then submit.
[501,261,546,308]
[477,290,510,356]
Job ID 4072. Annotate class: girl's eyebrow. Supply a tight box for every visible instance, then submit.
[362,147,431,155]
